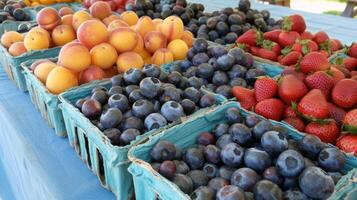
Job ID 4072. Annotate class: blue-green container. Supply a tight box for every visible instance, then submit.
[128,101,357,200]
[58,79,227,200]
[329,51,347,64]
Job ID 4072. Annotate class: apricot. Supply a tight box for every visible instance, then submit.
[58,7,74,17]
[52,25,76,46]
[58,42,91,72]
[181,30,194,47]
[46,66,78,94]
[116,51,144,72]
[144,56,152,64]
[39,0,55,5]
[107,19,129,32]
[90,43,118,69]
[61,14,73,26]
[138,49,151,60]
[120,11,138,26]
[151,48,174,66]
[167,39,188,60]
[79,65,105,84]
[77,20,108,49]
[89,1,111,20]
[153,18,163,31]
[36,7,61,31]
[30,59,51,72]
[1,31,23,48]
[104,66,118,78]
[30,26,51,40]
[8,42,27,57]
[103,15,120,27]
[24,28,50,51]
[135,16,155,38]
[34,61,57,83]
[109,27,139,53]
[160,16,184,42]
[132,34,144,53]
[72,10,92,31]
[144,31,167,54]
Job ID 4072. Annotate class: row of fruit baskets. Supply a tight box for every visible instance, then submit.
[0,0,356,199]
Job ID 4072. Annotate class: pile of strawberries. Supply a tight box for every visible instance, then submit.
[232,51,357,156]
[235,14,343,66]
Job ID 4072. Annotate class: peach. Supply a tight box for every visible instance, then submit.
[107,19,129,32]
[1,31,23,48]
[89,1,111,20]
[52,25,76,46]
[104,67,118,78]
[30,59,51,72]
[77,20,108,49]
[90,43,118,69]
[132,34,144,53]
[151,48,174,66]
[30,26,51,40]
[58,7,74,17]
[135,16,155,38]
[8,42,27,57]
[58,42,91,72]
[36,7,61,31]
[72,10,92,31]
[160,16,184,42]
[61,14,73,26]
[79,65,105,84]
[144,56,152,64]
[181,30,194,47]
[138,49,151,60]
[39,0,55,5]
[116,51,144,72]
[109,27,139,53]
[167,39,188,60]
[103,15,120,26]
[153,18,163,31]
[120,11,138,26]
[144,31,167,54]
[24,28,50,51]
[34,61,57,83]
[46,66,78,94]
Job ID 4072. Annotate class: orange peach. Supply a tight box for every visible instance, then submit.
[30,26,51,40]
[52,25,76,46]
[46,66,78,94]
[34,61,57,83]
[103,15,120,26]
[8,42,27,57]
[120,11,138,26]
[109,27,139,53]
[116,51,144,72]
[132,34,144,53]
[24,28,50,51]
[107,19,129,32]
[144,31,167,54]
[72,10,92,31]
[1,31,23,48]
[36,7,61,31]
[181,30,194,47]
[151,48,174,66]
[77,20,108,49]
[153,18,163,31]
[160,16,184,42]
[79,65,105,84]
[58,42,91,72]
[90,43,118,69]
[167,39,188,60]
[138,49,151,60]
[58,7,74,17]
[61,14,73,26]
[89,1,111,20]
[135,16,155,38]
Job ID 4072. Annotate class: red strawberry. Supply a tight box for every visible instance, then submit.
[351,71,357,77]
[254,77,278,102]
[332,79,357,109]
[319,50,330,58]
[348,43,357,58]
[327,103,346,125]
[313,31,329,45]
[284,117,305,131]
[255,98,285,121]
[305,71,334,98]
[279,51,302,66]
[330,39,342,52]
[305,121,340,144]
[330,67,346,84]
[236,29,263,47]
[258,48,278,61]
[297,89,329,120]
[278,31,300,47]
[278,55,284,62]
[342,109,357,134]
[282,66,306,81]
[263,29,282,43]
[299,52,330,74]
[282,14,306,34]
[343,57,357,71]
[279,74,308,104]
[284,106,297,118]
[250,46,260,56]
[232,86,257,110]
[300,31,313,40]
[292,40,319,55]
[262,40,281,55]
[336,135,357,156]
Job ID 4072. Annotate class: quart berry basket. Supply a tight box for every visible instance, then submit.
[128,101,357,200]
[58,79,227,200]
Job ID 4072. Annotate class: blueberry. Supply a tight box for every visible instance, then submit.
[122,110,133,119]
[152,100,161,112]
[245,68,265,85]
[203,163,218,178]
[208,46,228,58]
[217,55,235,71]
[151,162,161,172]
[103,128,121,145]
[91,90,108,105]
[245,114,260,128]
[229,123,252,145]
[253,180,283,200]
[318,147,346,172]
[108,86,123,96]
[208,177,229,192]
[213,123,229,138]
[187,76,203,89]
[139,77,161,98]
[124,85,139,96]
[188,170,209,189]
[231,168,260,192]
[192,53,210,66]
[228,65,247,79]
[184,87,202,104]
[191,186,215,200]
[276,150,305,177]
[100,108,123,129]
[159,160,176,179]
[173,160,190,174]
[173,174,194,194]
[120,116,144,131]
[119,128,140,145]
[184,147,205,169]
[142,64,160,78]
[181,99,196,115]
[92,86,107,94]
[199,94,216,108]
[204,144,221,164]
[75,98,86,110]
[283,190,309,200]
[304,157,315,168]
[179,77,188,89]
[160,87,182,103]
[282,177,298,190]
[124,68,144,85]
[228,48,245,64]
[261,131,288,156]
[225,107,243,124]
[197,63,214,79]
[193,38,208,53]
[216,185,245,200]
[327,172,342,184]
[158,70,169,82]
[197,132,215,146]
[132,99,154,119]
[82,99,102,119]
[161,101,185,122]
[205,84,216,92]
[299,167,335,199]
[212,71,229,86]
[168,71,183,86]
[271,126,289,139]
[150,141,176,162]
[144,113,167,131]
[252,120,273,139]
[217,166,235,181]
[215,85,232,98]
[263,166,283,186]
[174,147,182,160]
[216,134,233,149]
[208,58,219,71]
[180,60,192,72]
[129,89,145,103]
[187,48,196,61]
[244,148,271,173]
[244,192,254,200]
[220,143,244,167]
[230,77,248,87]
[298,135,325,160]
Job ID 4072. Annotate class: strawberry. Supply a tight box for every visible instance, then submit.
[332,79,357,109]
[284,117,305,131]
[254,77,278,102]
[330,39,342,52]
[330,67,345,84]
[300,31,313,40]
[284,106,297,118]
[305,71,334,98]
[336,135,357,156]
[232,86,257,110]
[282,14,306,34]
[291,40,319,55]
[342,109,357,134]
[258,48,278,61]
[255,98,285,121]
[236,29,263,47]
[313,31,329,45]
[279,51,302,66]
[319,50,330,58]
[279,74,308,104]
[305,121,340,144]
[282,66,306,81]
[278,31,300,47]
[278,55,284,63]
[250,46,260,56]
[262,40,281,55]
[343,57,357,71]
[297,89,329,120]
[348,43,357,58]
[299,52,330,74]
[327,103,346,125]
[263,29,282,43]
[352,71,357,77]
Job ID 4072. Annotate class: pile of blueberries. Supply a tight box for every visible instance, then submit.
[0,0,30,23]
[149,107,346,200]
[74,65,218,147]
[169,39,266,99]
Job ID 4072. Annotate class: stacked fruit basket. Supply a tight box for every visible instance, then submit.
[0,0,356,199]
